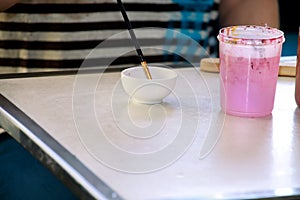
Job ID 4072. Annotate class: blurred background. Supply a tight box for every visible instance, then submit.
[279,0,299,56]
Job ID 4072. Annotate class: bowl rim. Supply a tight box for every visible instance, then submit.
[121,66,178,81]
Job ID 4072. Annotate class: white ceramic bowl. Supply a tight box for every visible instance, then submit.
[121,66,178,104]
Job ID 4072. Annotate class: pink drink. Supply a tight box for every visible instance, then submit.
[218,25,285,117]
[220,55,280,117]
[295,27,300,107]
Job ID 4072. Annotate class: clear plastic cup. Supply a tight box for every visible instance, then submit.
[217,25,285,117]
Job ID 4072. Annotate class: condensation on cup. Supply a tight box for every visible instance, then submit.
[217,25,285,117]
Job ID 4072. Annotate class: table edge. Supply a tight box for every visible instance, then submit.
[0,94,123,200]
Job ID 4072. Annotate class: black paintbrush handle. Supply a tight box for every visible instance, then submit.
[117,0,144,63]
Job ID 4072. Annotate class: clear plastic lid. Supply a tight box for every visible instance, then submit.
[217,25,285,46]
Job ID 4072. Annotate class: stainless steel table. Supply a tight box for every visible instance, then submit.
[0,67,300,200]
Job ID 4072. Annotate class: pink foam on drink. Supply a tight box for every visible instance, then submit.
[218,25,285,117]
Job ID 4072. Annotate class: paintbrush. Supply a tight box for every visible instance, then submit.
[117,0,152,80]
